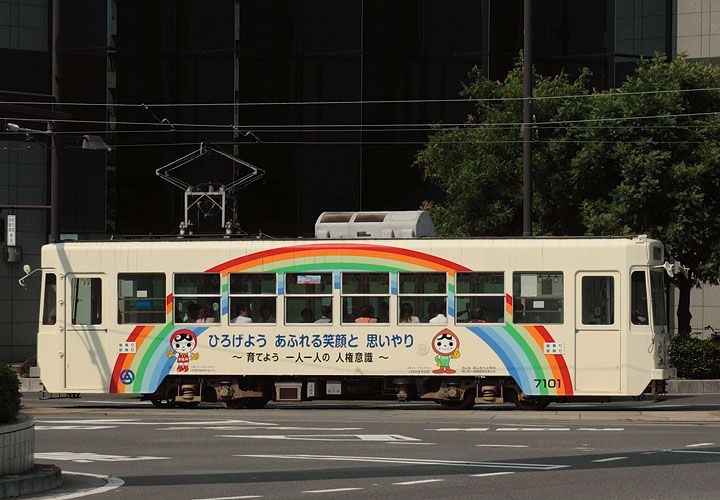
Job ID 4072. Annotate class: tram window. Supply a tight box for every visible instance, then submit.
[285,272,333,324]
[42,273,57,325]
[456,272,505,324]
[581,276,614,325]
[631,271,649,325]
[512,272,564,324]
[174,273,221,324]
[650,271,667,326]
[118,273,166,324]
[229,273,277,324]
[71,277,102,325]
[341,272,390,324]
[398,272,447,324]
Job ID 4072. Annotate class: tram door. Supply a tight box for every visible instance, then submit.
[65,274,107,390]
[574,272,621,392]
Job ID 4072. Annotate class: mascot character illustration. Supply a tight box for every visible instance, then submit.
[167,329,199,372]
[431,328,460,374]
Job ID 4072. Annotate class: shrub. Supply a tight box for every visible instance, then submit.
[0,362,21,422]
[670,335,720,379]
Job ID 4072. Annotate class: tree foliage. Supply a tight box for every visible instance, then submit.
[417,55,720,336]
[0,362,21,423]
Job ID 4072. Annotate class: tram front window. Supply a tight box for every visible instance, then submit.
[650,270,667,327]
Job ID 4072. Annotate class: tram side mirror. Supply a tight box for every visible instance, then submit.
[662,261,674,278]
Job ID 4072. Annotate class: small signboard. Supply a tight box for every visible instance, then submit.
[7,215,16,246]
[297,274,321,285]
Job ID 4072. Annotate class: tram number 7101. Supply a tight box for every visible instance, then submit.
[534,378,561,389]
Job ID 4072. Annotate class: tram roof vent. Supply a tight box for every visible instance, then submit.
[315,211,435,239]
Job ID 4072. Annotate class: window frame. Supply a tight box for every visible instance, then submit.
[284,272,334,325]
[455,271,505,325]
[512,271,564,324]
[173,272,222,325]
[576,272,619,330]
[397,271,448,324]
[228,272,278,325]
[340,272,391,325]
[117,273,167,325]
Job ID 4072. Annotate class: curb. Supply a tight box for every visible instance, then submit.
[0,465,62,499]
[667,379,720,394]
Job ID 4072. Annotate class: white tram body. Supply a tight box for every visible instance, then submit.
[35,229,673,409]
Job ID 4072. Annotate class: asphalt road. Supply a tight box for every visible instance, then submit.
[19,393,720,500]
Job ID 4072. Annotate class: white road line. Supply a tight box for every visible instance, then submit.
[672,450,720,455]
[192,496,262,500]
[160,426,363,432]
[393,479,445,485]
[497,428,570,432]
[592,457,628,463]
[476,444,529,448]
[27,471,124,499]
[427,428,489,432]
[35,425,118,431]
[470,472,516,478]
[686,443,715,448]
[577,428,624,432]
[302,488,364,494]
[36,452,170,462]
[387,442,436,446]
[218,434,419,442]
[234,454,569,471]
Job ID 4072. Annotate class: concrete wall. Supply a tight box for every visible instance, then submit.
[676,0,720,58]
[674,283,720,338]
[0,415,34,475]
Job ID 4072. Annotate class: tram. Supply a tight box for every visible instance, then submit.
[33,211,673,410]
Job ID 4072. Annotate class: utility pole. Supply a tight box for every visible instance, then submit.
[522,0,533,237]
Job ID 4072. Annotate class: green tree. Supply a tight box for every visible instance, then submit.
[417,55,720,336]
[576,56,720,336]
[416,61,594,236]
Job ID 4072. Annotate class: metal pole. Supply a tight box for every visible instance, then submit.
[50,0,61,243]
[522,0,533,237]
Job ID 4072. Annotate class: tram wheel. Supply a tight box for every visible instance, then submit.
[150,396,176,408]
[510,391,550,411]
[177,401,200,409]
[245,397,270,409]
[221,398,249,409]
[439,389,476,410]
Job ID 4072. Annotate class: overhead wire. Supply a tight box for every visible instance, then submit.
[3,85,720,108]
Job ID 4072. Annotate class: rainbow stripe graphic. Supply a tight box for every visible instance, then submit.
[109,243,573,396]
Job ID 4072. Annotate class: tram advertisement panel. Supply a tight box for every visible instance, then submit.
[109,243,574,398]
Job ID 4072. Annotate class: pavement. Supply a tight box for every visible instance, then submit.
[2,376,718,498]
[0,465,61,499]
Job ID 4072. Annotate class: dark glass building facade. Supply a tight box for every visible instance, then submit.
[0,0,676,361]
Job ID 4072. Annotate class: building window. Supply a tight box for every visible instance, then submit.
[229,273,276,324]
[513,272,564,324]
[341,272,390,324]
[398,272,447,324]
[174,273,221,324]
[455,272,505,324]
[118,273,166,324]
[285,272,333,324]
